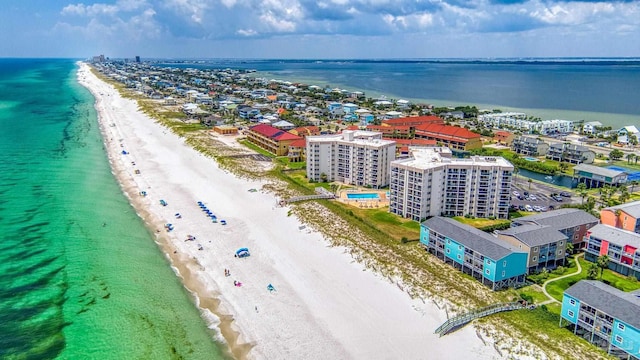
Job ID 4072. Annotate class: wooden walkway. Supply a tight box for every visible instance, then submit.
[434,302,526,337]
[283,187,335,204]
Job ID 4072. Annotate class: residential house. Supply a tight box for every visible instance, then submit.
[382,115,444,127]
[512,136,550,156]
[306,130,396,187]
[247,124,302,156]
[494,131,515,146]
[389,147,512,221]
[561,280,640,359]
[496,224,568,273]
[601,201,640,234]
[389,138,437,157]
[288,139,306,163]
[584,224,640,280]
[289,126,320,138]
[512,208,599,250]
[237,105,260,120]
[583,121,603,135]
[618,126,640,145]
[213,125,238,135]
[272,120,295,130]
[366,124,412,139]
[546,143,596,164]
[421,216,528,290]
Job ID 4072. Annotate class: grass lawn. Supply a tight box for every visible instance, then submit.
[238,139,275,158]
[545,257,640,302]
[349,207,420,241]
[452,216,510,230]
[275,157,306,170]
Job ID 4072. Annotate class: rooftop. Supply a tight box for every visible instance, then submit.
[565,280,640,330]
[392,147,513,171]
[513,208,599,230]
[573,164,627,178]
[497,224,567,247]
[422,217,525,261]
[603,200,640,218]
[588,224,640,248]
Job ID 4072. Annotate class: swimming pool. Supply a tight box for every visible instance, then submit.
[347,193,380,199]
[607,166,640,181]
[524,157,539,162]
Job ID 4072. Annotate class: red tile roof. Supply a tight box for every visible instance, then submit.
[346,125,360,130]
[382,115,444,126]
[386,138,437,146]
[415,123,480,140]
[290,139,306,148]
[274,132,303,141]
[250,124,283,137]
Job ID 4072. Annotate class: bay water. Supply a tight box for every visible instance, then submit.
[0,59,228,359]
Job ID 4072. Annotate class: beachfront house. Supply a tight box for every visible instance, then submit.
[389,147,513,221]
[573,164,628,189]
[495,225,568,273]
[582,121,603,135]
[584,224,640,280]
[618,126,640,145]
[511,136,549,156]
[601,201,640,234]
[546,143,595,164]
[306,130,396,188]
[421,217,528,290]
[511,208,599,250]
[560,280,640,359]
[247,124,302,156]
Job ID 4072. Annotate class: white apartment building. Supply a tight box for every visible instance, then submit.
[306,130,396,187]
[389,147,513,221]
[479,113,574,135]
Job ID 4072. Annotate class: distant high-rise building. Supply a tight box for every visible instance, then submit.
[135,56,140,63]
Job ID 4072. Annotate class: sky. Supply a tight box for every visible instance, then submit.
[1,0,639,59]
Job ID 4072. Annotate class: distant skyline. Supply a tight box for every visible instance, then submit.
[2,0,639,59]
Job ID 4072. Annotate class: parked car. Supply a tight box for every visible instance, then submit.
[518,205,526,211]
[525,205,534,212]
[529,195,538,201]
[553,195,563,202]
[560,192,571,197]
[524,191,529,196]
[517,195,525,200]
[513,191,520,197]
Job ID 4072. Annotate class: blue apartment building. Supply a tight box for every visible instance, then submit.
[561,280,640,360]
[421,217,528,290]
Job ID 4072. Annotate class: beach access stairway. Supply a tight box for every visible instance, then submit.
[434,302,525,337]
[283,187,335,204]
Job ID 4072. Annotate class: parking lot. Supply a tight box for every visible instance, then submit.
[510,179,581,212]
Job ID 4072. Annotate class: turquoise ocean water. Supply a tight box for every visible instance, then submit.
[0,59,227,359]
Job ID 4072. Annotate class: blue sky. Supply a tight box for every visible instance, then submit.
[1,0,639,58]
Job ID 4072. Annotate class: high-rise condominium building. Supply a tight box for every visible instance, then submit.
[390,147,513,221]
[306,131,396,188]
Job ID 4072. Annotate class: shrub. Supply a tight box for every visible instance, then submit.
[401,237,409,244]
[520,293,534,304]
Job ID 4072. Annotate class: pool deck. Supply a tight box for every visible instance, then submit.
[338,189,390,209]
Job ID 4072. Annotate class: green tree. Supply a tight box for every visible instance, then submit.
[627,152,635,164]
[587,263,599,280]
[576,183,588,204]
[566,242,574,256]
[610,149,624,161]
[596,255,610,279]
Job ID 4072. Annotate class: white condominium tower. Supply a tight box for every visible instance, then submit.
[390,147,513,221]
[306,130,396,188]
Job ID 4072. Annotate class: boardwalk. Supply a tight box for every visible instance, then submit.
[435,302,526,337]
[283,187,335,204]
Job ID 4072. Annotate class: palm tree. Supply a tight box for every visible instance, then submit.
[631,180,639,193]
[576,183,588,204]
[528,178,532,190]
[627,152,635,164]
[587,263,599,280]
[566,242,574,256]
[596,255,610,279]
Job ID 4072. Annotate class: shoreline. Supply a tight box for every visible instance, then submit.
[77,62,503,359]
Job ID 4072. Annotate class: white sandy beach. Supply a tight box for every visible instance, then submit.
[77,62,502,360]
